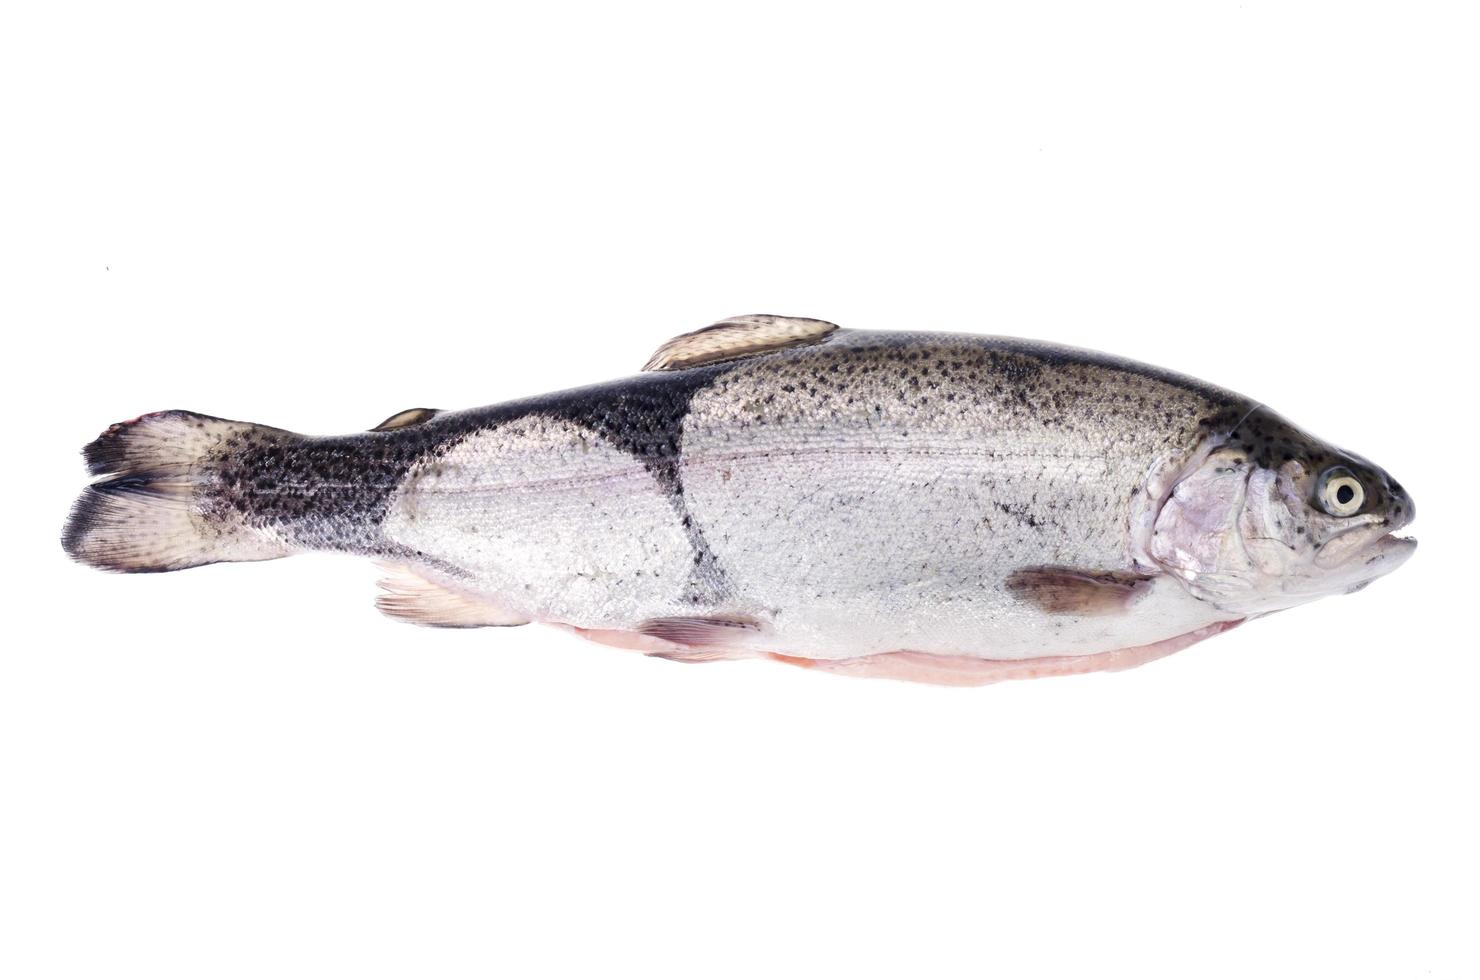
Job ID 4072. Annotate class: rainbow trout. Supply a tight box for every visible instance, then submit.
[63,315,1416,684]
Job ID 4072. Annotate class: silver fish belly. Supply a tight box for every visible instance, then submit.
[63,316,1417,685]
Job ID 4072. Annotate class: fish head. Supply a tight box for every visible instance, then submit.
[1147,406,1416,616]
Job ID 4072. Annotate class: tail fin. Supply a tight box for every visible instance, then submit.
[63,410,295,573]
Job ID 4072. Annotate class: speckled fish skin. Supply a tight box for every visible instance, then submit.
[62,320,1417,684]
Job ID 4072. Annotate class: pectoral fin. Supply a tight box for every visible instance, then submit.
[1004,567,1156,616]
[642,314,839,371]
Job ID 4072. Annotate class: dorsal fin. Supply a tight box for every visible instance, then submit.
[642,314,840,371]
[371,407,441,432]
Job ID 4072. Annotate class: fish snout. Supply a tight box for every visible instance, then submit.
[1383,476,1416,530]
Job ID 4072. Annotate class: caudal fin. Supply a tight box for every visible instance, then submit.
[63,410,295,573]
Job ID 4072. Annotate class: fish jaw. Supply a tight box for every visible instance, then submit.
[1311,528,1417,597]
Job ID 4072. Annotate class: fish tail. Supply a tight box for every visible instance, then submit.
[62,410,297,573]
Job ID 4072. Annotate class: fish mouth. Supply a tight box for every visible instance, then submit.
[1313,501,1417,566]
[1331,530,1416,594]
[1367,531,1418,563]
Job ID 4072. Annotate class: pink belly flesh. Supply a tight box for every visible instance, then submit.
[561,620,1245,687]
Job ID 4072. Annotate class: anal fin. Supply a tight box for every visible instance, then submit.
[375,563,529,628]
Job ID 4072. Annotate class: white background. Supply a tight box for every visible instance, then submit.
[3,2,1476,978]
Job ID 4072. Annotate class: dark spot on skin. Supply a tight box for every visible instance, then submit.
[995,501,1043,529]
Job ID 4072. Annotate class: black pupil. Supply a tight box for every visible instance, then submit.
[1335,483,1356,505]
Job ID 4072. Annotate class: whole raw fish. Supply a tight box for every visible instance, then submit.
[63,315,1416,684]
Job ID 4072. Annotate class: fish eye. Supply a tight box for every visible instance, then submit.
[1319,468,1365,517]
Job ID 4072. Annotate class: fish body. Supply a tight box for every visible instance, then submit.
[63,316,1416,684]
